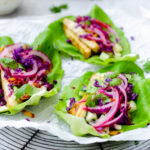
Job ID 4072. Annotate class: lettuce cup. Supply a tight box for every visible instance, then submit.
[48,5,138,65]
[55,61,150,138]
[0,31,63,114]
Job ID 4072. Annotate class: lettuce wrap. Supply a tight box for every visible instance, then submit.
[48,5,138,65]
[55,61,150,138]
[0,29,64,114]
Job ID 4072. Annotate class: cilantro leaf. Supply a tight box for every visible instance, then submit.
[98,93,109,100]
[86,80,105,94]
[0,57,18,69]
[109,78,122,86]
[86,95,99,107]
[86,94,109,107]
[86,80,99,94]
[85,20,91,26]
[106,72,118,79]
[143,60,150,73]
[50,4,68,13]
[0,57,24,70]
[15,84,38,99]
[125,74,141,84]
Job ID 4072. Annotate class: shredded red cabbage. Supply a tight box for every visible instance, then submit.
[66,97,75,112]
[0,89,6,106]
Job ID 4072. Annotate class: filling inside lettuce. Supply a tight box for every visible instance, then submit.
[0,44,54,108]
[66,16,122,60]
[66,72,140,136]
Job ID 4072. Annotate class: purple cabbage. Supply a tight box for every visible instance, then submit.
[21,58,33,69]
[116,111,132,125]
[15,68,22,72]
[66,39,72,43]
[93,80,101,87]
[83,83,87,88]
[131,93,138,100]
[98,98,103,106]
[76,16,91,23]
[66,97,75,112]
[44,82,54,91]
[53,80,57,84]
[105,78,112,82]
[0,89,6,106]
[115,38,119,43]
[127,83,138,101]
[130,36,135,41]
[12,47,24,62]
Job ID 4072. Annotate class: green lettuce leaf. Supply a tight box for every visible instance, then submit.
[55,61,150,137]
[15,84,38,99]
[0,30,64,114]
[0,36,13,47]
[48,5,138,65]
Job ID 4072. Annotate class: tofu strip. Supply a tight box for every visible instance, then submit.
[1,71,17,108]
[63,19,100,53]
[63,25,91,58]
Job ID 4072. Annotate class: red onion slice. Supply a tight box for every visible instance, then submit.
[93,28,110,46]
[29,50,51,64]
[0,43,23,58]
[29,69,46,84]
[92,19,119,39]
[83,102,115,113]
[99,112,124,127]
[90,88,120,128]
[10,59,38,78]
[97,88,113,98]
[118,74,128,89]
[118,85,127,109]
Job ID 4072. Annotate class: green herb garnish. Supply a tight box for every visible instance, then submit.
[86,95,99,107]
[109,78,122,86]
[50,4,68,13]
[125,74,141,84]
[0,57,24,70]
[86,94,109,107]
[85,20,91,26]
[106,72,118,79]
[86,80,105,94]
[15,84,38,99]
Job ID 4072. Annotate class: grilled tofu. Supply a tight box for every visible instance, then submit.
[63,19,100,56]
[69,95,88,118]
[1,70,18,108]
[69,102,87,118]
[90,73,105,81]
[63,25,92,58]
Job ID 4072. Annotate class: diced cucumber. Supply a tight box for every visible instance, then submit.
[66,100,70,107]
[113,43,122,52]
[79,91,85,96]
[129,101,137,112]
[99,52,110,60]
[114,124,122,130]
[86,112,97,122]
